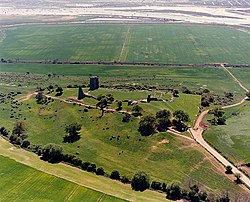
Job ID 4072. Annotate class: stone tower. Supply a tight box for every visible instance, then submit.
[89,76,99,91]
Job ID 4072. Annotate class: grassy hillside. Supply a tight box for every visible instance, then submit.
[0,93,242,194]
[1,24,250,63]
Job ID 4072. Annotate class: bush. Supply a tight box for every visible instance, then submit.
[110,170,120,180]
[151,181,162,191]
[42,144,63,163]
[81,162,91,170]
[138,115,156,136]
[166,181,182,200]
[121,176,130,184]
[96,167,105,176]
[87,164,96,173]
[131,171,150,192]
[21,140,30,148]
[0,127,8,136]
[225,165,232,174]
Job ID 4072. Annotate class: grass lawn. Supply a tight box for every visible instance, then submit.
[0,155,126,202]
[1,24,250,64]
[204,101,250,165]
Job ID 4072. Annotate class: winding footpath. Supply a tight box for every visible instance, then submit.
[189,64,250,190]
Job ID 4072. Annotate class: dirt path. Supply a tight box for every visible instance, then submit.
[189,65,250,190]
[118,26,130,62]
[221,63,249,92]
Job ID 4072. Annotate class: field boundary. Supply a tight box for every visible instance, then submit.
[1,59,250,68]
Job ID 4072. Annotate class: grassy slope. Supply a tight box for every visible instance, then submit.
[0,156,126,202]
[204,101,250,164]
[0,64,245,96]
[1,24,250,63]
[0,95,242,194]
[0,140,168,202]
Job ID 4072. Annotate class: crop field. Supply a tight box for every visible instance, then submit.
[0,63,246,97]
[0,156,125,202]
[204,101,250,165]
[229,68,250,89]
[0,89,242,194]
[1,24,250,63]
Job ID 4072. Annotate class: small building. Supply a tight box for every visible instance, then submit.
[89,76,99,91]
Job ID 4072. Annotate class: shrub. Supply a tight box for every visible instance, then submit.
[96,167,105,176]
[110,170,120,180]
[131,171,150,192]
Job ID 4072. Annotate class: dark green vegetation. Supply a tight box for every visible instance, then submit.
[1,24,250,63]
[0,156,126,202]
[204,101,250,165]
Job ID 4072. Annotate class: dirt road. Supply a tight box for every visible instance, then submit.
[190,65,250,190]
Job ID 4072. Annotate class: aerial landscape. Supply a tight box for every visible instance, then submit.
[0,0,250,201]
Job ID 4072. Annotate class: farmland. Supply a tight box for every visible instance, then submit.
[0,155,126,202]
[0,21,250,199]
[204,101,250,165]
[1,24,250,64]
[0,63,246,97]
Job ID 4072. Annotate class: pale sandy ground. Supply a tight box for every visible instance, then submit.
[1,3,250,26]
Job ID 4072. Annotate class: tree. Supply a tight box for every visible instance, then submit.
[64,123,81,143]
[55,86,63,96]
[151,181,162,191]
[225,165,232,174]
[138,115,156,136]
[173,110,190,131]
[246,91,250,99]
[0,127,8,136]
[156,109,171,119]
[234,173,242,183]
[36,91,45,104]
[121,176,130,184]
[132,105,142,117]
[42,143,63,162]
[21,140,30,148]
[131,171,150,191]
[122,113,131,122]
[110,170,120,180]
[173,110,190,123]
[157,118,171,131]
[96,98,108,117]
[96,167,105,176]
[173,89,179,97]
[13,121,26,136]
[166,181,182,200]
[116,101,123,110]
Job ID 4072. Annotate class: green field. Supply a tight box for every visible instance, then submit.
[230,68,250,90]
[0,156,126,202]
[204,101,250,165]
[1,24,250,63]
[0,63,245,97]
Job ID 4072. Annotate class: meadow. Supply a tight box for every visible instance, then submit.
[0,156,126,202]
[204,101,250,165]
[0,63,246,96]
[1,24,250,64]
[0,89,242,194]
